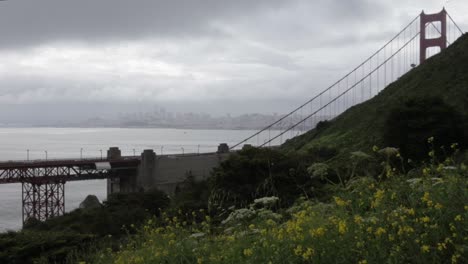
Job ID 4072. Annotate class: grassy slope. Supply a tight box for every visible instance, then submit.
[284,34,468,155]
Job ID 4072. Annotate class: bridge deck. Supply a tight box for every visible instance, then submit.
[0,157,141,184]
[0,152,224,184]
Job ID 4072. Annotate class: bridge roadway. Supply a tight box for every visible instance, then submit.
[0,156,141,184]
[0,151,225,184]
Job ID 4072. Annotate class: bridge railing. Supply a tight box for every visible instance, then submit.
[0,144,225,163]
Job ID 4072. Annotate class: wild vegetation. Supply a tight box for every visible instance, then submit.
[0,189,170,264]
[87,144,468,264]
[2,23,468,264]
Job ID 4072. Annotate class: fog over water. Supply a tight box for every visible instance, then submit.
[0,127,283,231]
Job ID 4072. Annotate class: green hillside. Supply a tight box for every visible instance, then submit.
[284,33,468,156]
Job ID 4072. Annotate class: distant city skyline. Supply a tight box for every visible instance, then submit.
[5,105,331,130]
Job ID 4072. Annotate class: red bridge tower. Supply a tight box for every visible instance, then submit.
[420,9,447,64]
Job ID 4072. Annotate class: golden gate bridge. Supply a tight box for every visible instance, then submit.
[230,9,464,150]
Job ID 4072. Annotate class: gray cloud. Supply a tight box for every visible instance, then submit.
[0,0,466,124]
[0,0,287,49]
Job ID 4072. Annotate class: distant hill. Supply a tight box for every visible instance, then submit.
[283,33,468,156]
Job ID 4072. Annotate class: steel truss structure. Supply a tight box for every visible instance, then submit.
[0,158,140,224]
[22,181,65,223]
[0,160,111,184]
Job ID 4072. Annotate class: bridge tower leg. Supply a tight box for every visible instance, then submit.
[107,147,122,195]
[22,181,65,225]
[420,9,447,64]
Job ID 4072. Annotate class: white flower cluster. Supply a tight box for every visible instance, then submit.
[222,208,256,225]
[190,232,206,238]
[407,177,444,188]
[257,208,282,221]
[222,196,280,225]
[253,196,279,207]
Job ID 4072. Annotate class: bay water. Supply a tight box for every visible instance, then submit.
[0,127,282,232]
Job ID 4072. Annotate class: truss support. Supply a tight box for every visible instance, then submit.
[22,181,65,225]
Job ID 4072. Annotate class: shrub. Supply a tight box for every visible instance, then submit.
[383,96,464,161]
[208,147,315,211]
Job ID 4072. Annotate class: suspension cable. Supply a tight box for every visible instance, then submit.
[230,15,420,149]
[446,11,465,35]
[260,32,421,147]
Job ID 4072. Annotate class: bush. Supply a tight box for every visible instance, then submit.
[173,173,211,213]
[208,147,316,211]
[383,96,465,161]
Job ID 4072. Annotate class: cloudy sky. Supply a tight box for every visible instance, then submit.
[0,0,466,124]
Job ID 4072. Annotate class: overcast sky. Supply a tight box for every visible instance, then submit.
[0,0,466,124]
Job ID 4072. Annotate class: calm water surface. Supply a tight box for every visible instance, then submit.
[0,127,283,231]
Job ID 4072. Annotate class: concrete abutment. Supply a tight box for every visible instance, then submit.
[106,144,231,197]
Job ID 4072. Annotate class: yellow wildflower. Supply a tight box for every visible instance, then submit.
[450,223,456,231]
[310,227,326,237]
[423,168,430,176]
[397,226,414,236]
[371,189,385,208]
[243,248,253,257]
[334,196,350,207]
[421,245,430,253]
[437,242,447,251]
[375,227,386,237]
[454,215,462,221]
[294,245,303,256]
[421,192,433,207]
[420,216,430,223]
[354,215,363,225]
[338,220,347,234]
[302,247,315,260]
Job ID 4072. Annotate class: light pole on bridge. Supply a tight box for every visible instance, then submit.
[27,149,29,161]
[80,148,83,160]
[44,150,48,161]
[160,146,164,155]
[100,149,103,160]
